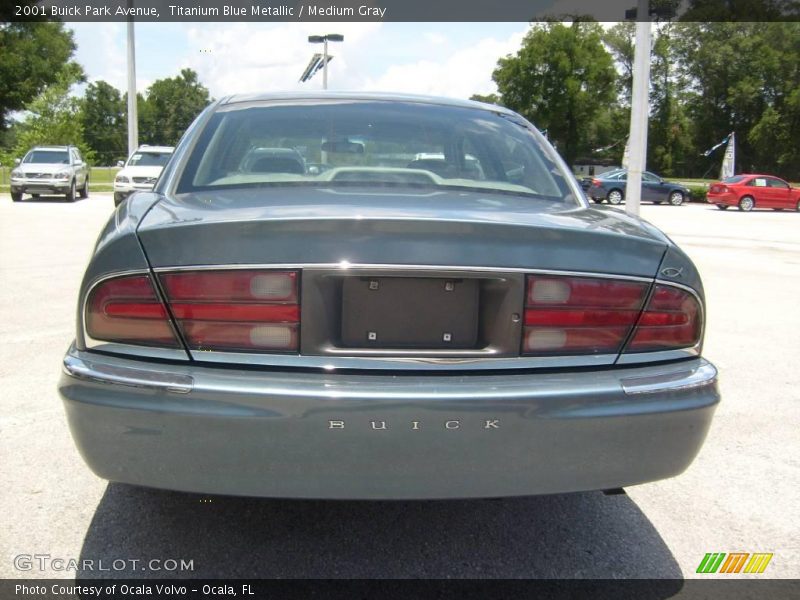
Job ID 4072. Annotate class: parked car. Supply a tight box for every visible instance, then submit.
[58,92,719,499]
[586,169,691,206]
[113,145,174,206]
[707,174,800,211]
[9,145,89,202]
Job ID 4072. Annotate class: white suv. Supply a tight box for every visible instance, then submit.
[10,146,89,202]
[113,145,174,206]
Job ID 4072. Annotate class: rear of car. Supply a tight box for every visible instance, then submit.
[58,94,719,499]
[113,145,174,206]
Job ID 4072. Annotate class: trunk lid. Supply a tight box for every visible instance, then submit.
[137,187,668,276]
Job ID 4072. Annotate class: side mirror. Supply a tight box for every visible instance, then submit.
[116,160,124,168]
[14,158,21,166]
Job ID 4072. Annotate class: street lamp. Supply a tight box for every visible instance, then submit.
[306,34,344,90]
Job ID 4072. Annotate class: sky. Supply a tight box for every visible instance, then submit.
[67,22,535,101]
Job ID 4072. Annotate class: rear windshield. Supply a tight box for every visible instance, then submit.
[177,100,579,204]
[722,175,746,184]
[128,151,172,167]
[23,150,69,164]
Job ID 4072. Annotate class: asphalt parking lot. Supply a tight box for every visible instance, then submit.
[0,193,798,580]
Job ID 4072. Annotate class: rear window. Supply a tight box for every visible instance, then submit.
[722,176,746,184]
[24,150,69,164]
[177,100,579,204]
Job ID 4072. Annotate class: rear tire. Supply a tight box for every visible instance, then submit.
[796,200,800,212]
[738,196,754,212]
[653,200,662,205]
[607,189,623,205]
[592,197,604,204]
[65,180,76,203]
[668,191,685,206]
[717,204,729,210]
[79,177,89,199]
[11,191,22,202]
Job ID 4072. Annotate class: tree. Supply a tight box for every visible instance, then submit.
[10,63,93,162]
[139,69,211,146]
[81,81,126,165]
[0,22,83,131]
[673,22,800,177]
[490,22,617,166]
[647,24,696,176]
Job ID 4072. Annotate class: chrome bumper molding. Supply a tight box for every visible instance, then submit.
[620,361,717,395]
[62,354,193,394]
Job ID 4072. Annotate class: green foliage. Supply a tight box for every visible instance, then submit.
[81,80,126,166]
[0,22,83,131]
[10,63,94,163]
[491,22,617,166]
[139,69,211,146]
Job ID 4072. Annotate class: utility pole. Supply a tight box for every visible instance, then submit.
[625,0,651,217]
[126,11,138,157]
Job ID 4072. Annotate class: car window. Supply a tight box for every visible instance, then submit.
[642,172,660,183]
[73,149,82,163]
[179,100,579,204]
[767,178,788,189]
[23,150,70,164]
[748,178,768,187]
[128,151,173,167]
[722,175,746,184]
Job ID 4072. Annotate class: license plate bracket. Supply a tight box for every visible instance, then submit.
[341,277,479,349]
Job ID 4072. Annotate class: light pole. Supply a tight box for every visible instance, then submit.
[307,34,344,90]
[126,13,138,156]
[625,0,652,217]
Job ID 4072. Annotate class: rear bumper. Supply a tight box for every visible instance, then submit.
[58,346,719,499]
[707,193,736,206]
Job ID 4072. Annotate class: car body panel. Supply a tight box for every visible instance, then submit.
[137,188,669,276]
[60,346,718,499]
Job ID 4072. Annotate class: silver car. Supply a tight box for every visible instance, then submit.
[58,93,719,499]
[10,145,89,202]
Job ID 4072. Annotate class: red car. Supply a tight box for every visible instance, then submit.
[707,174,800,211]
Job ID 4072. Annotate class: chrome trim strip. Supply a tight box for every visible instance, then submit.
[186,349,619,371]
[62,354,193,393]
[152,263,655,283]
[620,361,717,395]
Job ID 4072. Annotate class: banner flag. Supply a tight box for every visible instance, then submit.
[702,134,730,157]
[720,132,735,179]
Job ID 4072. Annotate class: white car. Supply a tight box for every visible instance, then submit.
[113,145,174,206]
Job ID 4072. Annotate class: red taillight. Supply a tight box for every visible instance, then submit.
[710,184,728,194]
[591,178,601,186]
[523,276,649,355]
[160,270,299,353]
[86,275,180,347]
[626,284,701,352]
[522,275,702,356]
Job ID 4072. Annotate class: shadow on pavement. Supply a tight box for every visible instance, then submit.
[77,483,683,581]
